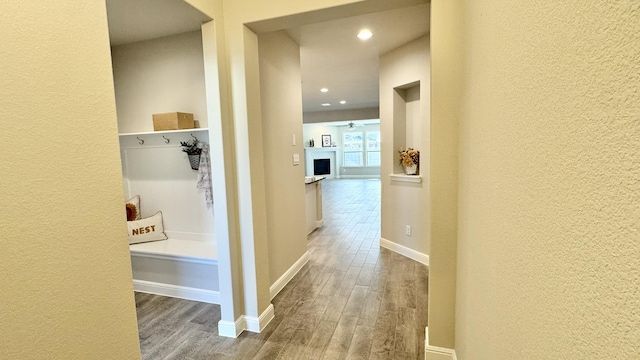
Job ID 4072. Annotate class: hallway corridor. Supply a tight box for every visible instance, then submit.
[135,179,429,359]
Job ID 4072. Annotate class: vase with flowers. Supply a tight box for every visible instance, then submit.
[398,148,419,175]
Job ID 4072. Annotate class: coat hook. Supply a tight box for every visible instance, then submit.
[136,136,144,145]
[163,136,170,144]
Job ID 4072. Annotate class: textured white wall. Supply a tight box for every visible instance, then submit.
[303,124,340,148]
[111,31,208,133]
[380,36,431,256]
[0,2,141,358]
[258,30,308,285]
[429,0,463,348]
[454,1,640,358]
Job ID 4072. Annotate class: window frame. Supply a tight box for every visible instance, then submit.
[342,131,364,167]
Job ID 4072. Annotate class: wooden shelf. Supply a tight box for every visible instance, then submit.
[119,128,208,137]
[389,173,422,183]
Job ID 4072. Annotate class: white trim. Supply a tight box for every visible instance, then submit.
[340,174,381,179]
[164,231,215,242]
[389,173,422,183]
[119,128,209,137]
[130,251,218,266]
[217,304,276,338]
[129,237,217,264]
[270,251,310,300]
[133,280,220,304]
[245,304,275,333]
[425,327,457,360]
[380,238,429,266]
[218,316,245,338]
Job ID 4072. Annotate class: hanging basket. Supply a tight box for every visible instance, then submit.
[404,164,418,175]
[188,154,200,170]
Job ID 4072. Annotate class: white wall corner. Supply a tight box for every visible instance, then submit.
[425,326,457,360]
[245,304,275,333]
[269,251,310,300]
[218,315,246,338]
[380,237,429,266]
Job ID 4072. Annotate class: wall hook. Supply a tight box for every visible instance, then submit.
[162,136,170,144]
[137,136,144,145]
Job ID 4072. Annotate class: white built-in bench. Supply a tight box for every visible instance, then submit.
[129,238,219,304]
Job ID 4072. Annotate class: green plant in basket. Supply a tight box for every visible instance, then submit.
[180,139,202,155]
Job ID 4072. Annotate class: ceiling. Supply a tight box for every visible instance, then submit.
[105,0,430,115]
[106,0,211,46]
[287,4,430,113]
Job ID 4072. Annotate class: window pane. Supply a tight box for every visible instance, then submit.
[367,151,380,166]
[344,152,363,167]
[343,132,363,150]
[366,131,380,151]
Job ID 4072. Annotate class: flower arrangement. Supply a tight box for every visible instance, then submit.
[398,148,420,167]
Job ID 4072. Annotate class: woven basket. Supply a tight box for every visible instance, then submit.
[188,154,200,170]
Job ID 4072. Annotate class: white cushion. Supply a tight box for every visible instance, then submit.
[128,211,168,244]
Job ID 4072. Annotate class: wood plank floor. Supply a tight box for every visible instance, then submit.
[135,179,429,359]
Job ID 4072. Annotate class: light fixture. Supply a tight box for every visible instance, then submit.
[347,122,356,130]
[320,88,329,93]
[340,100,347,105]
[357,29,373,40]
[321,103,331,107]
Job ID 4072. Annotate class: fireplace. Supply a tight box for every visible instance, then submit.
[305,147,338,179]
[314,158,330,175]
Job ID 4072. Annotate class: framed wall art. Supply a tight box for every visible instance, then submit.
[322,134,332,147]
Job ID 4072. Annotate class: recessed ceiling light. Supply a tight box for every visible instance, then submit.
[321,103,331,107]
[357,29,373,40]
[320,88,329,93]
[340,100,347,104]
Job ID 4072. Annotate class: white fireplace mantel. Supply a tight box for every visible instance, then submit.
[304,147,341,179]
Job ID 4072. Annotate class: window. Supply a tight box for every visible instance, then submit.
[342,129,381,167]
[343,132,363,166]
[366,131,380,166]
[367,151,380,167]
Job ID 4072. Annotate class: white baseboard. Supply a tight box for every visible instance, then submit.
[269,251,310,300]
[217,304,275,338]
[218,316,245,338]
[163,231,214,242]
[425,327,457,360]
[340,175,381,179]
[380,238,429,266]
[133,280,220,304]
[245,304,275,333]
[316,219,324,228]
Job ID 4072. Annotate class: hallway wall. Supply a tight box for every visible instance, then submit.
[258,30,308,286]
[380,36,431,257]
[111,30,208,133]
[453,1,639,358]
[0,2,141,358]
